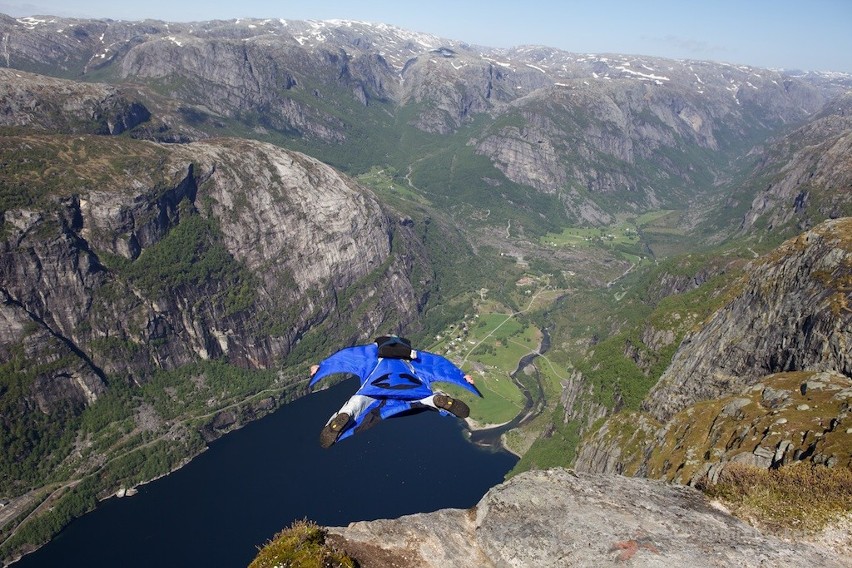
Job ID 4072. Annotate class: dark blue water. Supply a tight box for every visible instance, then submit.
[16,379,516,567]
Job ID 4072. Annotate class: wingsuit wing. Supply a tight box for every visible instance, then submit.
[309,344,379,388]
[412,352,483,398]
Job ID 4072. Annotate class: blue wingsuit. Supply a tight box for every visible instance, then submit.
[309,343,482,443]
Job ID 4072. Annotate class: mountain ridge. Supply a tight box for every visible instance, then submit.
[2,13,848,230]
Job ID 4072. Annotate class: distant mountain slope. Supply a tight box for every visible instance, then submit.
[2,14,847,230]
[0,68,150,133]
[737,92,852,235]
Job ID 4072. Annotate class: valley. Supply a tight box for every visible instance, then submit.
[0,11,850,565]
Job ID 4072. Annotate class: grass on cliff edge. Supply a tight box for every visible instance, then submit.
[698,462,852,535]
[249,520,356,568]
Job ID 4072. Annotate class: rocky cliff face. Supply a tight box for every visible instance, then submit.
[323,469,848,567]
[469,72,796,223]
[573,218,852,483]
[0,68,151,134]
[1,135,411,363]
[644,217,852,421]
[0,132,430,486]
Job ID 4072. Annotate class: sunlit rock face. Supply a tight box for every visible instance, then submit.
[325,469,848,567]
[0,134,426,412]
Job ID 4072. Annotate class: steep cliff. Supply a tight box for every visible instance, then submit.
[644,217,852,421]
[1,134,418,362]
[0,68,150,134]
[315,469,848,568]
[573,218,852,484]
[0,133,431,495]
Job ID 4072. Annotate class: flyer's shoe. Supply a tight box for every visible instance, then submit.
[433,394,470,419]
[319,413,350,448]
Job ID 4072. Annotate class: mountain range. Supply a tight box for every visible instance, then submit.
[0,13,850,564]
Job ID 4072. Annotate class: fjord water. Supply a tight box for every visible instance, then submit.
[16,379,516,567]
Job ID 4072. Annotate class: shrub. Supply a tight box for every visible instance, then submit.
[249,520,356,568]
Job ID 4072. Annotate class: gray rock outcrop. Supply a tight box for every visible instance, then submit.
[327,469,848,567]
[574,370,851,484]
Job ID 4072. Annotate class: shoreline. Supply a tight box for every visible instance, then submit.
[464,418,521,457]
[465,417,512,431]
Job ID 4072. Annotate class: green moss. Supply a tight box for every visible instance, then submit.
[249,520,356,568]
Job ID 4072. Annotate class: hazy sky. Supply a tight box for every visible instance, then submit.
[2,0,850,73]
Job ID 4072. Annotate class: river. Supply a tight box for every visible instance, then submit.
[469,327,550,447]
[15,378,516,567]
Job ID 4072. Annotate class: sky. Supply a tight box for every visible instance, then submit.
[1,0,851,73]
